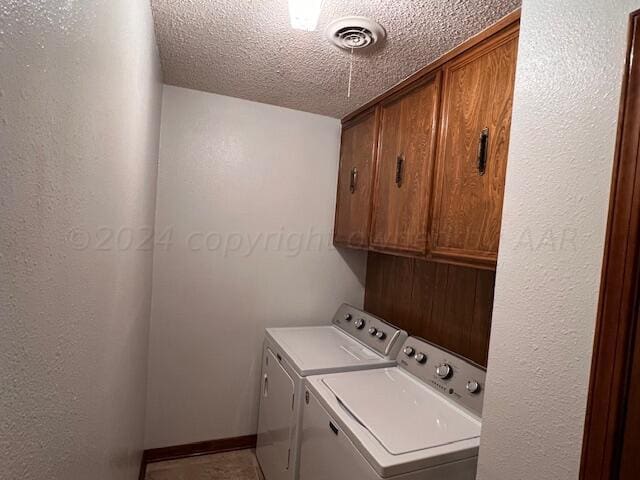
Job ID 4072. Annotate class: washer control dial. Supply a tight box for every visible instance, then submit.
[368,327,377,336]
[354,318,365,329]
[436,363,453,379]
[375,330,386,340]
[415,352,427,364]
[403,346,415,357]
[466,380,481,394]
[344,313,352,321]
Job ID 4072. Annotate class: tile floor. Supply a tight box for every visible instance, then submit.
[145,449,264,480]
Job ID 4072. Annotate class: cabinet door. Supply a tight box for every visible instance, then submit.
[370,73,441,254]
[430,27,519,267]
[333,110,378,248]
[256,348,296,480]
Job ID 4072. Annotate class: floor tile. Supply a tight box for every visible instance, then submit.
[146,449,264,480]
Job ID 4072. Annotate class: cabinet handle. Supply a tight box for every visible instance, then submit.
[263,374,268,397]
[395,155,404,187]
[477,127,489,176]
[349,167,358,193]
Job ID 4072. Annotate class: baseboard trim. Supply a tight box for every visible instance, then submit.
[138,434,257,479]
[138,455,147,480]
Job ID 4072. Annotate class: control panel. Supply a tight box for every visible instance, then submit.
[332,304,407,359]
[397,336,486,417]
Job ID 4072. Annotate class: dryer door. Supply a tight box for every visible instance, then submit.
[256,347,295,480]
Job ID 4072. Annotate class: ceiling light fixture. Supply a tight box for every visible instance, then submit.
[288,0,323,31]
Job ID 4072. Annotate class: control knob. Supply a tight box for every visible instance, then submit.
[436,363,453,379]
[368,327,377,336]
[415,352,427,364]
[466,380,481,394]
[375,330,386,340]
[344,313,352,321]
[403,346,415,357]
[354,318,365,329]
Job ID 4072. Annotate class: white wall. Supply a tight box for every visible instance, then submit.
[0,1,162,479]
[144,86,366,448]
[478,1,640,478]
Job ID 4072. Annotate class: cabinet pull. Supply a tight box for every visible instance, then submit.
[349,167,358,193]
[477,127,489,176]
[395,155,404,187]
[263,374,268,397]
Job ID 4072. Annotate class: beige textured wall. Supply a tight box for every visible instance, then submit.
[478,0,640,478]
[144,86,366,449]
[0,1,162,479]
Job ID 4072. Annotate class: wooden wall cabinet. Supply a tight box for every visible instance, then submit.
[333,12,520,270]
[333,109,378,248]
[430,26,519,267]
[370,73,441,255]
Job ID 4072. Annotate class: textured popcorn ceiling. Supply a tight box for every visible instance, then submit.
[151,0,521,118]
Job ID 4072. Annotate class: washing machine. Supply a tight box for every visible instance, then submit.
[256,303,408,480]
[299,336,486,480]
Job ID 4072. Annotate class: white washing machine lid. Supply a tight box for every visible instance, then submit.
[266,326,393,376]
[322,368,481,455]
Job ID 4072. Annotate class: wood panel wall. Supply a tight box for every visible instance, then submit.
[364,252,496,366]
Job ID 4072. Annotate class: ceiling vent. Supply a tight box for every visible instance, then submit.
[325,16,386,50]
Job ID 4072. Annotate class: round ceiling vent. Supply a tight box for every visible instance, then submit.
[325,16,386,50]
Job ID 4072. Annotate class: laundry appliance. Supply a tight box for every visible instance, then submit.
[299,336,486,480]
[256,304,407,480]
